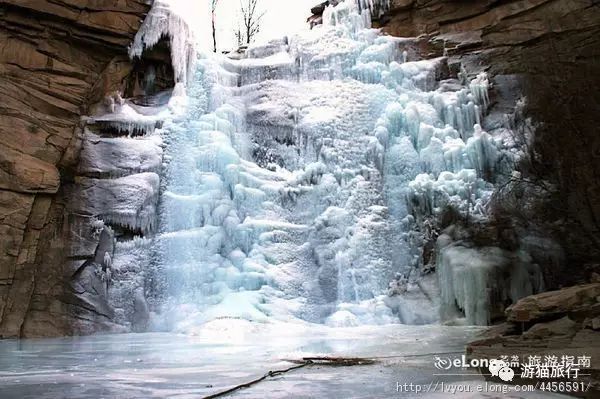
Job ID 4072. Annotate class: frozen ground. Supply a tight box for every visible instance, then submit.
[0,322,568,398]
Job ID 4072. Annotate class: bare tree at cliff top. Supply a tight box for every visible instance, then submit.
[211,0,219,52]
[237,0,265,45]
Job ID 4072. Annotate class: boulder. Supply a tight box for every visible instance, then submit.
[522,316,578,340]
[507,283,600,323]
[0,147,60,194]
[468,284,600,397]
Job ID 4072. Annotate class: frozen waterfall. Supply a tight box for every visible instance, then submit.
[101,0,543,331]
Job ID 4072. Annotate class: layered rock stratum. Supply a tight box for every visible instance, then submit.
[468,284,600,396]
[0,0,152,337]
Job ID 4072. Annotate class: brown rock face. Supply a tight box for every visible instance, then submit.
[0,0,152,337]
[507,284,600,323]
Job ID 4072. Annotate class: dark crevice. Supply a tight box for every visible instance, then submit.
[87,121,161,138]
[125,37,175,98]
[108,223,145,242]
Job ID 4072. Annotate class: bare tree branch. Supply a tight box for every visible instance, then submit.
[237,0,264,45]
[211,0,220,52]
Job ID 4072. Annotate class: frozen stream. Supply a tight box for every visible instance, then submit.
[0,322,567,398]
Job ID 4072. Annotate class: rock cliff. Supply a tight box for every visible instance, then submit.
[0,0,153,337]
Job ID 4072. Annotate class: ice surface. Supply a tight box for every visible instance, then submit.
[0,324,570,399]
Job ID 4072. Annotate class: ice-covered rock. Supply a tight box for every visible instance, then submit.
[70,173,160,235]
[109,238,154,330]
[78,132,163,177]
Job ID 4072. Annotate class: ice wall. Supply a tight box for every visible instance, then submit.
[72,0,201,332]
[436,235,545,325]
[142,0,416,330]
[74,82,185,331]
[106,0,540,331]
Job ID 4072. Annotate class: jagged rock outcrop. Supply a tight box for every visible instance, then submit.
[0,0,153,337]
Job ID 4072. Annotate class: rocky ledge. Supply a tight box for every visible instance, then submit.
[467,283,600,397]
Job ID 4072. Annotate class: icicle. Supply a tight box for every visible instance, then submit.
[89,103,163,137]
[465,125,498,179]
[407,169,491,222]
[437,243,544,325]
[419,137,446,175]
[103,252,112,269]
[442,138,469,173]
[129,0,196,85]
[469,72,490,111]
[97,172,161,235]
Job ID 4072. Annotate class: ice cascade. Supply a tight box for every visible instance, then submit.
[105,0,541,331]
